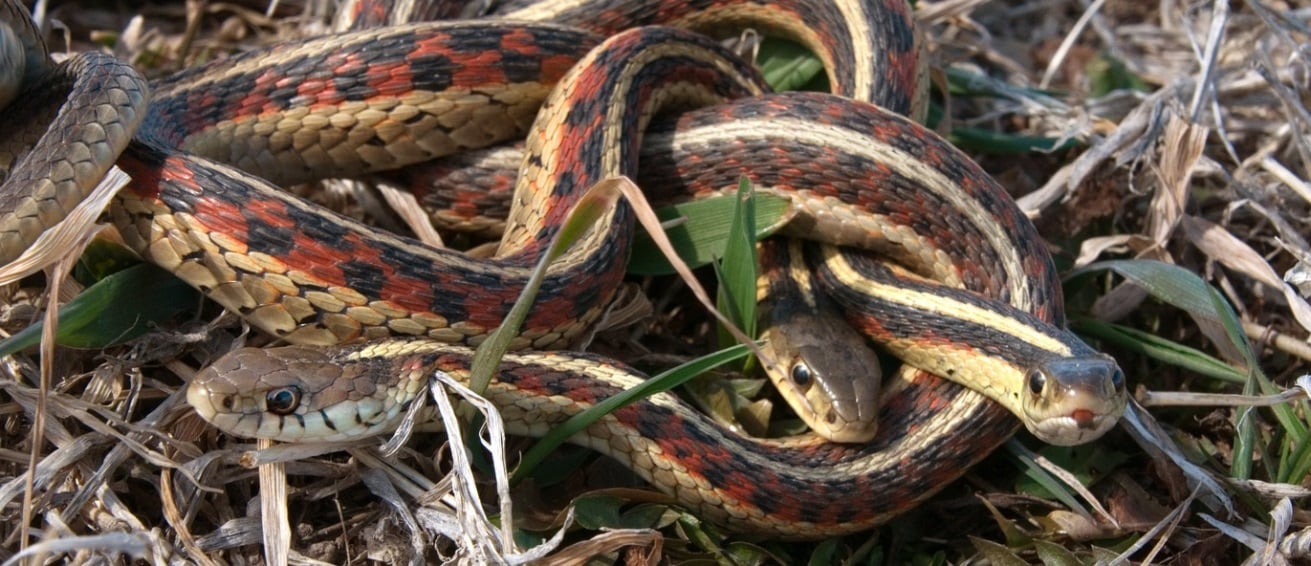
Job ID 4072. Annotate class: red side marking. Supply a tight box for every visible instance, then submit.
[364,58,414,99]
[374,265,441,313]
[410,32,456,64]
[450,50,506,88]
[121,154,259,252]
[245,205,351,287]
[504,366,547,399]
[541,54,581,84]
[295,72,340,109]
[342,0,386,27]
[654,0,694,24]
[294,51,354,109]
[822,102,846,121]
[869,116,905,145]
[883,0,914,20]
[191,195,251,249]
[182,90,223,140]
[234,69,280,121]
[498,27,540,57]
[462,284,514,329]
[631,408,794,521]
[593,9,628,33]
[401,356,426,373]
[244,196,295,231]
[925,388,953,412]
[563,66,610,110]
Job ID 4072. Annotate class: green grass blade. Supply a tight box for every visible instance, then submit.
[468,179,624,394]
[1069,318,1247,384]
[716,178,759,347]
[1071,259,1309,479]
[512,343,752,483]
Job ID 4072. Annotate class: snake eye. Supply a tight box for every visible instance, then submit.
[790,362,813,387]
[1111,368,1126,391]
[1026,369,1047,396]
[265,387,301,416]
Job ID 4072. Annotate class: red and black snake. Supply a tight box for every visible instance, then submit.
[0,0,1125,537]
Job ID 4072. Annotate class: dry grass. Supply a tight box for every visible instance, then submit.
[3,0,1311,563]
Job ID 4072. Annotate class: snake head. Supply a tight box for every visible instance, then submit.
[1021,355,1127,446]
[187,345,421,442]
[760,310,884,443]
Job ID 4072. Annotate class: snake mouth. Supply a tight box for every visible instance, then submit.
[1027,412,1121,447]
[820,419,880,443]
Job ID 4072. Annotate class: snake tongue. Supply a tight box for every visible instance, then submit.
[1070,408,1098,429]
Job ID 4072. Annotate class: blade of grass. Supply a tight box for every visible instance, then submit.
[1005,441,1094,521]
[512,343,751,483]
[467,178,625,394]
[1073,259,1309,479]
[1070,317,1247,384]
[716,178,759,348]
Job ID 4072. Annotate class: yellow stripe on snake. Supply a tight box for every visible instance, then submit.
[0,0,1126,537]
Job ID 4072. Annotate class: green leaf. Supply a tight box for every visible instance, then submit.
[757,39,826,92]
[519,445,594,487]
[1071,260,1309,465]
[969,537,1029,566]
[74,239,149,283]
[1069,260,1243,337]
[628,193,792,275]
[572,494,627,529]
[723,541,784,565]
[1033,538,1084,566]
[805,538,843,566]
[1086,52,1150,97]
[1013,443,1128,499]
[0,263,200,356]
[716,178,760,347]
[943,66,1062,99]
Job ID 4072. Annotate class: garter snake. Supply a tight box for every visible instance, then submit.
[184,19,1126,536]
[2,0,1127,536]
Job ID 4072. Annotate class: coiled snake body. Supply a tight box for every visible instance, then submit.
[1,0,1126,537]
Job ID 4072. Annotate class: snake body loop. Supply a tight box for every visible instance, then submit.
[0,4,148,265]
